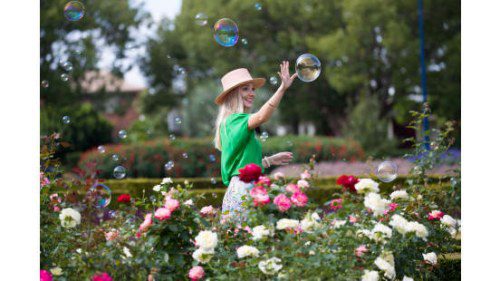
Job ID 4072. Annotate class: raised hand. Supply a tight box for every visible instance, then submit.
[268,151,294,165]
[278,61,298,90]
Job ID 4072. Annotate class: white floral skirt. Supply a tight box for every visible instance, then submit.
[221,176,254,223]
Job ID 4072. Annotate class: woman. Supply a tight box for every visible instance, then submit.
[213,61,298,222]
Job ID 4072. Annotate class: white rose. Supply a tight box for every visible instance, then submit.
[192,248,214,263]
[355,179,380,194]
[423,252,438,265]
[361,270,379,281]
[161,177,173,184]
[123,246,132,258]
[300,214,322,233]
[236,245,260,258]
[357,229,372,238]
[389,190,409,200]
[389,214,409,235]
[276,219,300,230]
[297,179,310,189]
[195,230,218,251]
[403,276,414,281]
[331,220,347,229]
[184,199,194,206]
[258,257,283,275]
[407,221,429,240]
[252,225,270,241]
[371,223,392,242]
[59,208,81,228]
[364,193,390,217]
[440,215,457,228]
[374,252,395,280]
[153,185,161,192]
[50,267,63,276]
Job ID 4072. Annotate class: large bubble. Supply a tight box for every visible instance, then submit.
[213,18,239,47]
[64,1,85,22]
[376,161,398,183]
[295,53,321,82]
[89,183,112,208]
[113,166,126,179]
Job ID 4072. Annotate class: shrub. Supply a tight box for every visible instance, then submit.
[78,136,365,179]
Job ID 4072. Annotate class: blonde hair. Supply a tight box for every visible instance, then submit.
[213,87,247,151]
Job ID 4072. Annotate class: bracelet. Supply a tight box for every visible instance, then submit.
[263,157,271,168]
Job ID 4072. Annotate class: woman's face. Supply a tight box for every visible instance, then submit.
[238,83,256,109]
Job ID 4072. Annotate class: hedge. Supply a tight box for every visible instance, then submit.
[78,136,365,179]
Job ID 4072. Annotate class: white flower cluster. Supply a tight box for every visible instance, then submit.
[276,219,300,230]
[389,214,429,240]
[192,230,218,264]
[361,270,379,281]
[364,193,391,217]
[440,215,459,237]
[355,179,380,194]
[236,245,260,258]
[59,208,81,228]
[252,225,271,241]
[371,223,393,243]
[258,257,283,275]
[374,251,395,280]
[300,212,322,233]
[423,252,438,265]
[389,190,409,200]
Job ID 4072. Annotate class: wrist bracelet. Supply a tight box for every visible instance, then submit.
[264,157,271,168]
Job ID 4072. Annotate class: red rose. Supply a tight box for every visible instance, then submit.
[117,194,131,203]
[238,163,262,183]
[337,175,359,193]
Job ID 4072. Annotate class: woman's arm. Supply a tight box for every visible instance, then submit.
[262,152,293,168]
[248,61,298,130]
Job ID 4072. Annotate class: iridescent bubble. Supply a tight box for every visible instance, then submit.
[255,3,263,10]
[118,130,127,139]
[195,12,208,26]
[41,80,49,88]
[182,152,189,159]
[295,53,321,82]
[64,1,85,22]
[208,154,216,163]
[376,161,398,183]
[169,134,176,141]
[210,178,217,184]
[97,145,106,154]
[61,61,73,72]
[62,116,71,124]
[90,183,112,208]
[175,117,182,124]
[112,154,120,162]
[60,73,69,82]
[241,38,248,45]
[269,76,278,85]
[260,131,269,142]
[164,161,175,171]
[113,166,126,179]
[213,18,239,47]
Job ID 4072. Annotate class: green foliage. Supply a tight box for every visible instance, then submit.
[77,136,365,178]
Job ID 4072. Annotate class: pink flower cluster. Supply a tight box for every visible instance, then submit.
[40,270,53,281]
[188,266,205,281]
[137,196,180,237]
[40,172,50,188]
[200,205,217,217]
[427,210,444,221]
[92,272,113,281]
[330,198,343,211]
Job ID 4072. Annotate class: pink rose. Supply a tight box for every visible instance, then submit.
[300,170,311,180]
[92,272,113,281]
[40,172,50,188]
[188,266,205,281]
[273,194,292,212]
[139,213,153,232]
[285,184,301,193]
[355,245,368,257]
[105,229,119,241]
[330,198,343,211]
[349,215,358,223]
[164,197,180,212]
[427,210,445,221]
[49,193,61,203]
[384,203,399,215]
[297,179,310,189]
[256,176,271,187]
[40,270,53,281]
[53,206,61,212]
[200,205,216,216]
[291,192,308,207]
[250,186,271,206]
[154,207,172,221]
[273,172,285,180]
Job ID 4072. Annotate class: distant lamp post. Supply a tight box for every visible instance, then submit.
[418,0,431,150]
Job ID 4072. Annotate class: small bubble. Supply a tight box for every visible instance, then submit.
[260,131,269,142]
[118,130,127,139]
[169,134,176,141]
[113,166,126,179]
[41,80,49,88]
[195,12,208,26]
[60,73,69,82]
[255,3,263,10]
[112,154,120,162]
[97,145,106,154]
[210,178,217,185]
[269,76,278,85]
[62,116,71,124]
[164,161,175,171]
[241,38,248,45]
[208,154,216,163]
[175,117,182,124]
[182,152,189,159]
[61,61,73,72]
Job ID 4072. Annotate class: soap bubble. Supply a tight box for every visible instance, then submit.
[175,117,182,124]
[195,13,208,26]
[62,116,71,124]
[255,3,263,10]
[89,183,112,208]
[286,140,294,147]
[164,161,175,171]
[112,154,120,162]
[213,18,239,47]
[182,152,189,159]
[210,178,217,184]
[60,73,69,82]
[61,61,73,72]
[241,38,248,45]
[64,1,85,22]
[260,131,269,142]
[97,145,106,154]
[41,80,49,88]
[113,166,126,179]
[269,76,278,85]
[169,134,176,141]
[295,53,321,82]
[208,154,216,163]
[376,161,398,183]
[118,130,127,139]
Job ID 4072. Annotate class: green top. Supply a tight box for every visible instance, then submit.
[220,113,264,186]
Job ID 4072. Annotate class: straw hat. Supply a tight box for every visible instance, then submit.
[215,68,266,105]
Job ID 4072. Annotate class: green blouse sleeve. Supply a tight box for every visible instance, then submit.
[222,113,252,151]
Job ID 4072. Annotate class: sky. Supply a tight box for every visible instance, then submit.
[100,0,183,88]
